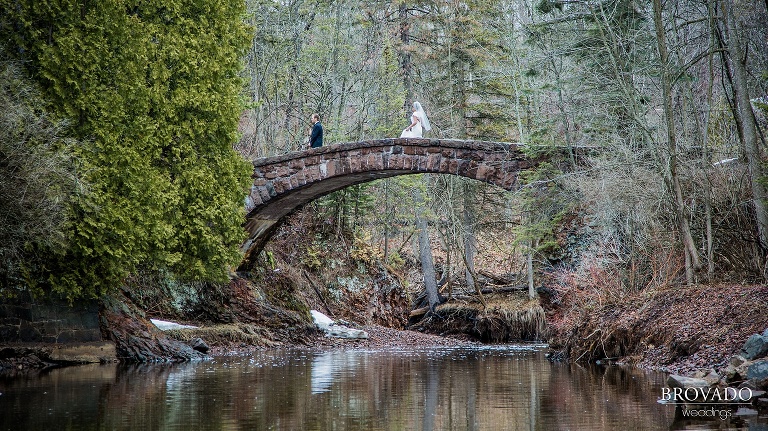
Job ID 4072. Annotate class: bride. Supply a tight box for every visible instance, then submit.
[400,101,431,138]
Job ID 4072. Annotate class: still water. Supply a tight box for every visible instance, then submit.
[1,345,766,430]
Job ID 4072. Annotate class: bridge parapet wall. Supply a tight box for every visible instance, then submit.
[246,139,528,214]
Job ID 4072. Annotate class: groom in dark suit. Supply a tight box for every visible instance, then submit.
[309,113,323,148]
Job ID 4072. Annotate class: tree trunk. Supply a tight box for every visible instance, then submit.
[463,183,477,291]
[399,3,413,105]
[722,0,768,253]
[527,241,536,299]
[652,0,701,283]
[414,185,441,310]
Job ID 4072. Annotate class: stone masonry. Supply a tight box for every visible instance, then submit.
[239,138,539,270]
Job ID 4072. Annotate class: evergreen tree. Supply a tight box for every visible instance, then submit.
[0,0,252,299]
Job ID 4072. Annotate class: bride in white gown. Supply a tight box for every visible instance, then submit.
[400,101,431,138]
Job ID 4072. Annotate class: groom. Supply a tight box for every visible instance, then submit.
[309,113,323,148]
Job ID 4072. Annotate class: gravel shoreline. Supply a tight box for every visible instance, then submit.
[209,324,481,356]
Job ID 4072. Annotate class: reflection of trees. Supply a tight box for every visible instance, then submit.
[539,363,674,430]
[423,361,439,431]
[1,348,685,430]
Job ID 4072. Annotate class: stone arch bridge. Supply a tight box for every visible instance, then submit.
[239,138,551,270]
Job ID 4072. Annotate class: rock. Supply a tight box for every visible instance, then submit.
[741,334,768,360]
[763,328,768,338]
[100,292,206,362]
[724,356,751,382]
[747,360,768,381]
[692,369,721,386]
[730,355,748,367]
[667,374,710,389]
[48,342,117,364]
[734,407,759,416]
[739,380,759,390]
[189,338,210,354]
[310,310,368,340]
[758,378,768,391]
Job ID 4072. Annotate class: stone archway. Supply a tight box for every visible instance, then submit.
[239,138,539,270]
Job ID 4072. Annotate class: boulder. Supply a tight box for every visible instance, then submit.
[693,369,721,386]
[731,355,748,367]
[724,355,751,382]
[189,338,210,354]
[741,334,768,360]
[747,360,768,381]
[667,374,710,389]
[100,293,206,362]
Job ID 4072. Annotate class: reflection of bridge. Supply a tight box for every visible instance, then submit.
[239,138,543,270]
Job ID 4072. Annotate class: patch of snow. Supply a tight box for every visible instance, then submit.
[310,310,368,339]
[150,319,198,331]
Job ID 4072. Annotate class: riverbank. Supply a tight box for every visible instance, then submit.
[542,282,768,375]
[208,324,477,356]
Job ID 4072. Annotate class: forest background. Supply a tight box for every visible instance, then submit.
[1,0,768,353]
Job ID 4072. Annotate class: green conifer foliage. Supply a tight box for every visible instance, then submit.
[1,0,251,299]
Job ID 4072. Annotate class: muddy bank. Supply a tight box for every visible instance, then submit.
[543,283,768,375]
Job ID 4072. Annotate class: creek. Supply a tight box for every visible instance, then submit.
[1,344,765,430]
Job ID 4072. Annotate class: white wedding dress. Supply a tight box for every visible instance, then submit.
[400,113,423,138]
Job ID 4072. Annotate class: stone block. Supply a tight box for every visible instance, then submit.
[339,157,351,174]
[0,305,32,321]
[257,185,271,201]
[18,321,42,342]
[349,155,361,172]
[306,165,321,182]
[324,160,336,177]
[475,164,495,182]
[416,155,428,171]
[264,170,279,180]
[427,153,441,171]
[249,192,263,206]
[0,325,19,342]
[457,159,471,176]
[447,159,459,174]
[272,178,288,194]
[75,329,103,342]
[288,158,305,170]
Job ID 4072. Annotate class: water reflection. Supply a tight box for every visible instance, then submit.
[0,346,766,430]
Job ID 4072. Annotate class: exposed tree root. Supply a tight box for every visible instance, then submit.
[410,294,547,342]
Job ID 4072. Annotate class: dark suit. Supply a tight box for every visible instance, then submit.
[310,121,323,148]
